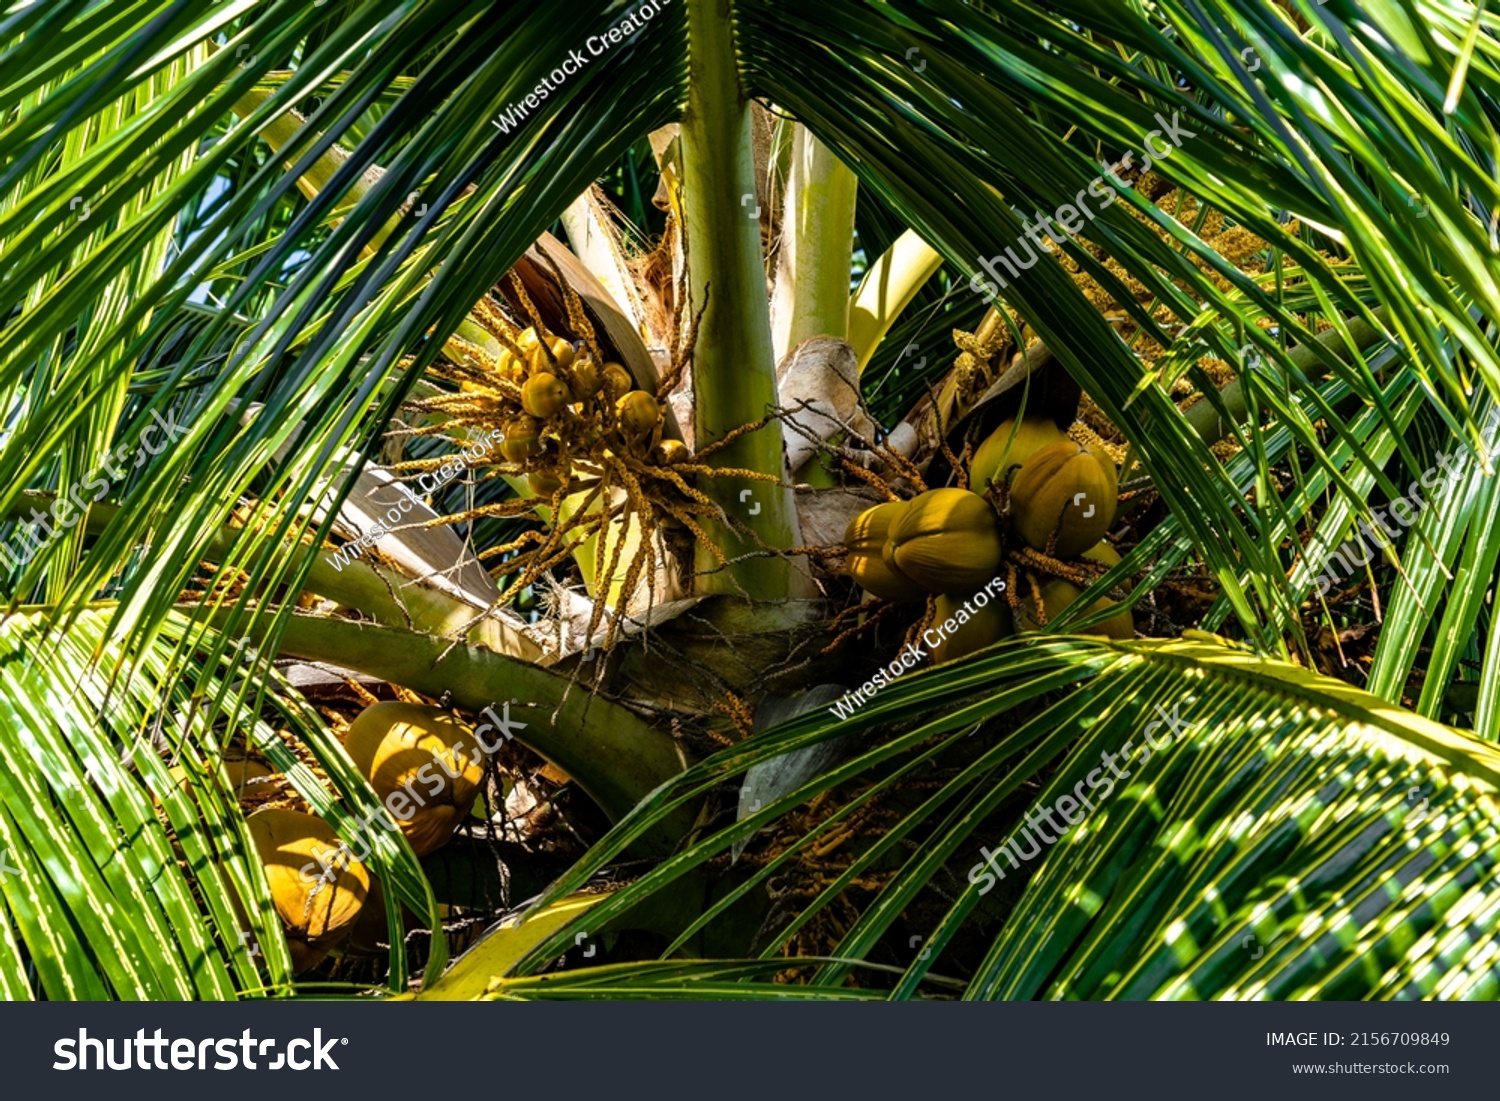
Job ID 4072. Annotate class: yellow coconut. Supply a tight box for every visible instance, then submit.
[224,756,278,808]
[569,357,602,399]
[512,327,542,372]
[1081,540,1130,589]
[1017,577,1133,639]
[528,470,564,496]
[497,349,527,385]
[969,415,1067,492]
[652,439,689,465]
[527,334,575,374]
[344,876,393,957]
[843,502,926,601]
[521,373,572,418]
[1082,541,1121,568]
[601,362,633,401]
[930,591,1015,663]
[885,488,1005,593]
[247,809,370,973]
[344,701,486,857]
[616,390,660,441]
[499,414,543,462]
[1009,441,1118,557]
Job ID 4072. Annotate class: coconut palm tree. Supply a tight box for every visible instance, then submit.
[3,0,1500,1000]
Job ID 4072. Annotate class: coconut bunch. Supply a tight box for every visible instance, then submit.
[185,701,489,973]
[842,408,1133,662]
[830,177,1301,657]
[163,747,363,972]
[162,734,369,971]
[986,417,1132,639]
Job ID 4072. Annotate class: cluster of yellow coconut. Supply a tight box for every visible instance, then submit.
[238,702,484,972]
[844,414,1131,661]
[489,325,679,497]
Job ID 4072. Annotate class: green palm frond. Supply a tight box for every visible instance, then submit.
[480,961,893,1001]
[0,607,439,999]
[481,635,1500,999]
[4,0,1496,699]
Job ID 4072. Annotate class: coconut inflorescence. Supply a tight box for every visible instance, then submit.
[486,326,679,477]
[409,287,782,655]
[450,322,685,493]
